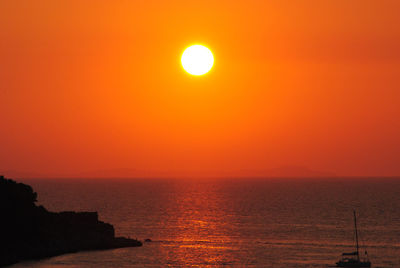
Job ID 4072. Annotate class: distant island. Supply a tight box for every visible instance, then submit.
[1,165,336,179]
[0,176,142,267]
[261,166,336,178]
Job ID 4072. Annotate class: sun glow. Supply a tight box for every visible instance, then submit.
[181,45,214,76]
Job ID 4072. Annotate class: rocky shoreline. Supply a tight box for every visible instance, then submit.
[0,176,142,267]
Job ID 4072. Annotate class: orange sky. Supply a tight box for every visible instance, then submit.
[1,1,399,178]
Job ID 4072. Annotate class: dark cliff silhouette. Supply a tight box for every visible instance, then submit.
[0,176,142,267]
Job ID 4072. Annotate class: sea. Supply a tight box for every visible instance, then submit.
[9,177,400,268]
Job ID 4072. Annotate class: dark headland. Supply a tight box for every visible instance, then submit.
[0,176,142,267]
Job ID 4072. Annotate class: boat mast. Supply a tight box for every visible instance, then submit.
[353,210,360,260]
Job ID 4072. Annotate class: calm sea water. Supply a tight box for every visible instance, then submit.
[10,178,400,267]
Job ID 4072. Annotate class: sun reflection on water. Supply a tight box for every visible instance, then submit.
[157,180,240,266]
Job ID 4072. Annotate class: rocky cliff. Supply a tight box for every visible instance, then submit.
[0,176,142,267]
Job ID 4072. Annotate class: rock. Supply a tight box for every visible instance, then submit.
[0,176,142,267]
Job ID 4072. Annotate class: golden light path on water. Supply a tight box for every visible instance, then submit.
[157,181,238,266]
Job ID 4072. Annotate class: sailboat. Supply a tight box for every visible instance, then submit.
[336,211,371,267]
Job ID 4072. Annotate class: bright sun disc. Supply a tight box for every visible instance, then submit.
[181,45,214,75]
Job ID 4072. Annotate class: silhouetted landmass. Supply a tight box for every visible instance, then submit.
[263,166,336,178]
[0,176,142,267]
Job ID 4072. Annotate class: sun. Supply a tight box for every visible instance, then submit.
[181,45,214,76]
